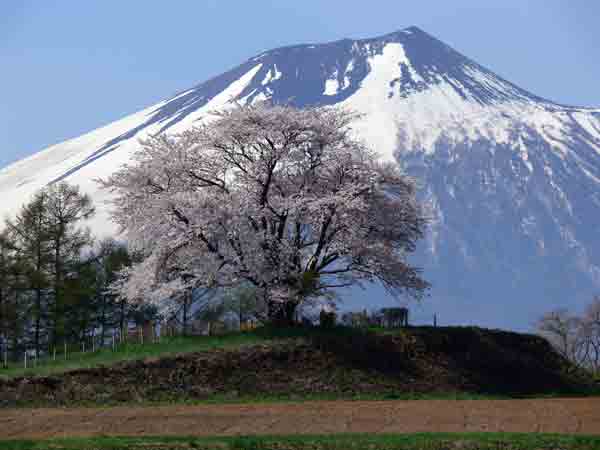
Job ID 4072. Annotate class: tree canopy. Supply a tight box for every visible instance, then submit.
[101,104,429,323]
[0,183,139,360]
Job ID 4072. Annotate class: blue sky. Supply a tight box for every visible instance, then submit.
[1,1,598,169]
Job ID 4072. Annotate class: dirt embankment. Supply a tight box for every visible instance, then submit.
[0,327,594,408]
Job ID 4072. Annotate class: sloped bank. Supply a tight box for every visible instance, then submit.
[0,327,595,408]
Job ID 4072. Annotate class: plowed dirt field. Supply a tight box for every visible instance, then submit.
[1,398,600,439]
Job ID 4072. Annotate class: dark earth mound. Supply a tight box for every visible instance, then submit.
[0,327,594,407]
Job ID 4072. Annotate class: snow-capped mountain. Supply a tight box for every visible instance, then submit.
[2,26,599,330]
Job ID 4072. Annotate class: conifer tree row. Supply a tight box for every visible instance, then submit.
[0,182,139,362]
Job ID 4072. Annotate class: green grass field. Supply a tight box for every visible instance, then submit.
[1,433,600,450]
[0,326,372,380]
[0,331,270,380]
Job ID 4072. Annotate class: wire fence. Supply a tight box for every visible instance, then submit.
[0,311,441,372]
[0,320,262,372]
[0,325,162,371]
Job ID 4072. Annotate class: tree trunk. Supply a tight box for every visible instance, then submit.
[0,293,3,360]
[52,233,62,348]
[0,263,7,361]
[270,300,297,327]
[35,235,42,358]
[34,212,45,358]
[284,301,296,325]
[119,298,126,335]
[183,293,189,337]
[11,289,20,361]
[34,291,41,359]
[100,293,107,346]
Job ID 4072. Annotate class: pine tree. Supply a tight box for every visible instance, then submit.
[87,239,132,344]
[5,191,53,357]
[0,232,14,358]
[44,182,95,347]
[3,245,29,361]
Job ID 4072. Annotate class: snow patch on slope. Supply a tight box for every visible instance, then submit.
[573,112,600,147]
[340,43,407,162]
[340,40,587,165]
[261,64,282,85]
[324,70,340,96]
[0,63,265,236]
[159,63,263,134]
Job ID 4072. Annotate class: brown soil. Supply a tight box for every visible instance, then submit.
[1,398,600,439]
[0,327,595,408]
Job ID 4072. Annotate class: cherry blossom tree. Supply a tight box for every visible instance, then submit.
[100,104,429,324]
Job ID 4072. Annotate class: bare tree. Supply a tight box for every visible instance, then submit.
[579,297,600,372]
[100,104,429,325]
[537,299,600,374]
[537,308,579,360]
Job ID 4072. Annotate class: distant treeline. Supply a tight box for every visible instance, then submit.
[0,182,156,361]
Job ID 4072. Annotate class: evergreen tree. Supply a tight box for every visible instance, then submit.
[2,245,29,360]
[5,191,53,357]
[44,182,95,347]
[90,239,132,343]
[0,183,145,359]
[0,232,14,357]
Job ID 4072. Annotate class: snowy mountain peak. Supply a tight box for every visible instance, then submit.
[1,28,600,330]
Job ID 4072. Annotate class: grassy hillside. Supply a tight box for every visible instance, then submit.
[0,326,596,407]
[0,333,268,380]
